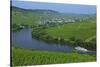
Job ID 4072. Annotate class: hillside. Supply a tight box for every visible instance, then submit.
[11,6,95,26]
[32,19,96,50]
[12,48,96,66]
[46,21,96,41]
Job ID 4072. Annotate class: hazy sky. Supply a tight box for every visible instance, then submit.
[11,0,96,14]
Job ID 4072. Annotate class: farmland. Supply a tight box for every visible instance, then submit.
[46,21,96,40]
[12,48,96,66]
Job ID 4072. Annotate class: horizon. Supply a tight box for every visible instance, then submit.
[11,1,96,14]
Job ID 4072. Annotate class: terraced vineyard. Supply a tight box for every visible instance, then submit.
[12,48,96,66]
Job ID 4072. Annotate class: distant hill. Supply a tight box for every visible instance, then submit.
[11,6,59,14]
[11,6,96,25]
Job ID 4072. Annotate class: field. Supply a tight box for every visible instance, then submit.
[46,22,96,41]
[12,48,96,66]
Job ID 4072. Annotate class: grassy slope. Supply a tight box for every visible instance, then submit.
[12,11,39,25]
[12,48,96,66]
[46,21,96,41]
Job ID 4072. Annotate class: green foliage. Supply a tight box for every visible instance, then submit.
[46,22,96,40]
[12,48,96,66]
[46,22,96,50]
[31,21,96,51]
[12,11,39,26]
[12,24,23,31]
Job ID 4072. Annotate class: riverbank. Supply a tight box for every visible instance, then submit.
[32,22,96,51]
[12,48,96,66]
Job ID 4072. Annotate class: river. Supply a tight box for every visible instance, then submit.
[12,28,96,55]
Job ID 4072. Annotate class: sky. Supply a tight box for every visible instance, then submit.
[11,0,96,14]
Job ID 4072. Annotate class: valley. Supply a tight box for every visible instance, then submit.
[11,5,96,66]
